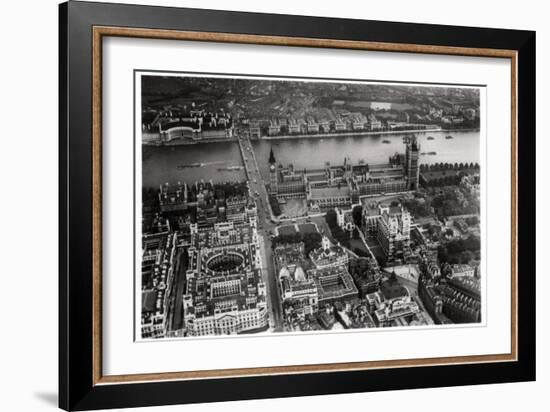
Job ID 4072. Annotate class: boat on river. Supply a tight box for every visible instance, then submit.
[176,162,204,169]
[217,166,244,171]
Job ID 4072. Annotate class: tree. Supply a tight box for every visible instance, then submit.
[464,234,481,250]
[352,205,363,227]
[269,195,281,216]
[325,209,337,228]
[303,232,322,254]
[460,250,474,264]
[353,248,368,258]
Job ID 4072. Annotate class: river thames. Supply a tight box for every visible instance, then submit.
[142,130,480,188]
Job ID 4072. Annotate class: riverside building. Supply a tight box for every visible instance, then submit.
[267,136,420,208]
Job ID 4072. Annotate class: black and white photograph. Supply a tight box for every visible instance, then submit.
[138,73,483,339]
[0,0,541,410]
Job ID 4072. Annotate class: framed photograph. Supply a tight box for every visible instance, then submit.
[59,1,535,410]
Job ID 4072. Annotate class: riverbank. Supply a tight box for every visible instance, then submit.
[143,136,238,147]
[258,127,479,141]
[142,127,479,146]
[142,129,480,189]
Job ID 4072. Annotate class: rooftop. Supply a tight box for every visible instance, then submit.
[141,290,157,313]
[309,186,351,199]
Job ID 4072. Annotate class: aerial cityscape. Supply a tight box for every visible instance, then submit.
[139,74,482,339]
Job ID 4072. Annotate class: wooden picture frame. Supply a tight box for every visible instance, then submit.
[59,1,535,410]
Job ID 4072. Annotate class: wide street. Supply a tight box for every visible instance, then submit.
[238,135,283,331]
[161,244,188,337]
[169,248,188,334]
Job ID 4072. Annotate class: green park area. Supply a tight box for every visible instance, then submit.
[272,222,323,254]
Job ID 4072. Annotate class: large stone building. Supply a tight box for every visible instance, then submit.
[365,273,431,327]
[310,236,349,269]
[152,109,234,142]
[361,203,412,264]
[312,265,359,306]
[274,243,319,316]
[309,236,358,305]
[182,220,268,336]
[376,205,412,263]
[275,236,359,322]
[267,136,420,208]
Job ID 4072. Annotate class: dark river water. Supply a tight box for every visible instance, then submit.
[142,142,246,188]
[142,130,480,188]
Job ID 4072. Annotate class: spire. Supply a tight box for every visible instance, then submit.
[268,147,276,165]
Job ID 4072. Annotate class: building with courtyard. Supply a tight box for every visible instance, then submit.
[182,219,268,336]
[267,136,420,209]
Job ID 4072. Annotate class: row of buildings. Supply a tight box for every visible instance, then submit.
[248,110,436,138]
[144,107,234,143]
[267,135,420,211]
[274,233,432,329]
[418,257,481,324]
[158,181,257,230]
[141,220,178,339]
